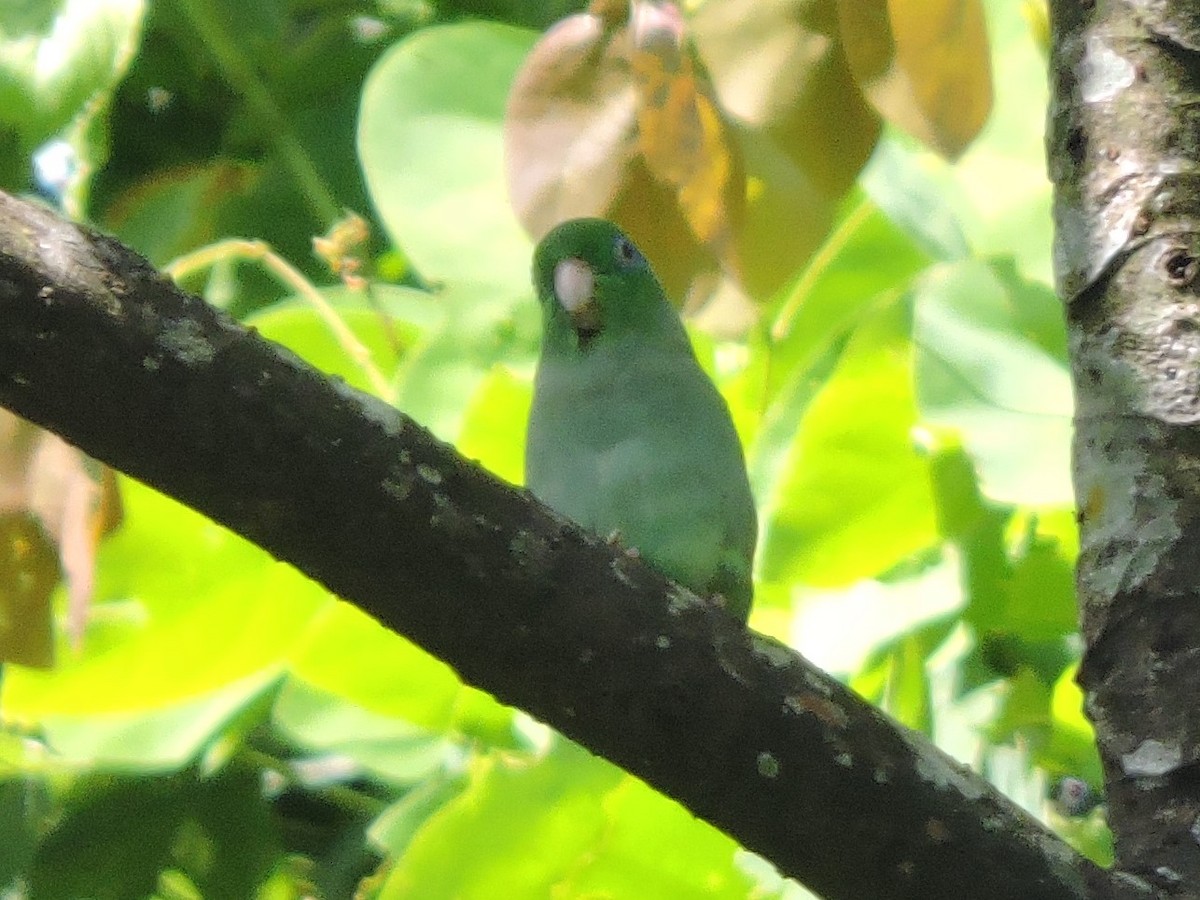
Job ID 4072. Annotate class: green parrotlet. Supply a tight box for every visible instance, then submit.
[525,218,757,621]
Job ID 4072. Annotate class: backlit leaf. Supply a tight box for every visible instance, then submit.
[504,7,638,236]
[629,2,743,267]
[759,295,938,587]
[504,1,741,301]
[692,0,880,197]
[913,259,1072,505]
[838,0,991,159]
[359,22,536,290]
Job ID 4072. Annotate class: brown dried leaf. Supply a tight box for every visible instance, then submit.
[504,1,743,302]
[693,0,880,197]
[628,2,744,270]
[28,440,123,646]
[504,8,639,237]
[691,0,877,298]
[0,513,60,669]
[0,410,123,655]
[607,155,718,302]
[733,132,840,302]
[838,0,992,159]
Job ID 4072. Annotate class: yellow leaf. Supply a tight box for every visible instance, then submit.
[628,2,744,270]
[839,0,992,159]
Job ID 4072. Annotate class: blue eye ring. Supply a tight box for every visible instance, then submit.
[613,233,644,268]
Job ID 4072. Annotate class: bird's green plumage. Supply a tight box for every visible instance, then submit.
[525,218,757,620]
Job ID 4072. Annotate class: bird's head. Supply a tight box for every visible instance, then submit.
[532,218,661,351]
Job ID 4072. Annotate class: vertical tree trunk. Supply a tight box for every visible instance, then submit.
[1049,0,1200,889]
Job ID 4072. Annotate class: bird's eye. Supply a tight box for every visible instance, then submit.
[613,234,644,268]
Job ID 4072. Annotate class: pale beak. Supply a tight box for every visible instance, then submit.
[553,258,601,342]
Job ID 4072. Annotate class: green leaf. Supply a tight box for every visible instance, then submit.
[861,139,970,261]
[186,765,280,900]
[36,671,279,771]
[792,561,961,678]
[851,614,956,728]
[380,741,619,897]
[0,750,48,887]
[457,365,532,486]
[368,772,467,861]
[104,162,259,267]
[0,0,145,194]
[869,1,1051,283]
[766,192,929,386]
[1052,810,1113,869]
[1,480,326,720]
[1043,665,1102,786]
[358,22,537,290]
[1003,535,1078,641]
[987,666,1051,745]
[288,598,519,749]
[913,258,1072,505]
[272,679,453,786]
[391,282,539,441]
[927,441,1076,672]
[28,766,278,899]
[247,286,422,396]
[287,601,465,734]
[562,773,756,898]
[949,0,1053,282]
[760,295,937,587]
[381,739,753,898]
[29,773,189,899]
[880,632,933,732]
[751,193,928,504]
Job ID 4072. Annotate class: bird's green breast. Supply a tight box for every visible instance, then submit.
[525,333,756,615]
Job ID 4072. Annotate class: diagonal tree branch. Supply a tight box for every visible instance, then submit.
[0,191,1147,899]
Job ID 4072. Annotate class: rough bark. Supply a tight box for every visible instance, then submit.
[0,190,1149,898]
[1049,0,1200,893]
